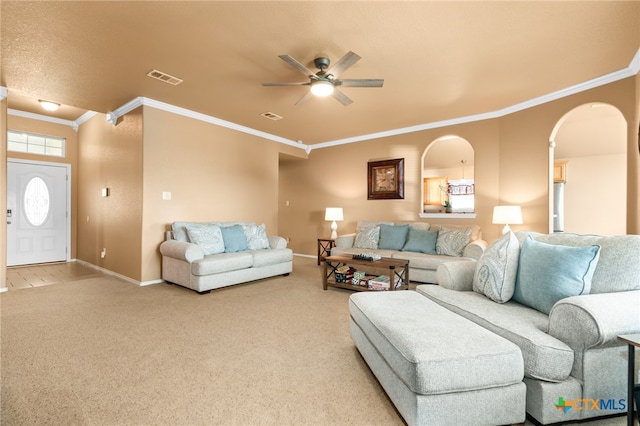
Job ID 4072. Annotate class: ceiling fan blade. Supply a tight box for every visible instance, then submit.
[295,91,314,106]
[332,89,353,106]
[327,51,361,78]
[262,82,310,87]
[279,54,316,77]
[338,79,384,87]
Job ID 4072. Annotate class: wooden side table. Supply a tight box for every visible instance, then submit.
[618,334,640,426]
[317,238,335,265]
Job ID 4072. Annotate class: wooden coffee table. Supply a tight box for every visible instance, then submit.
[322,254,409,292]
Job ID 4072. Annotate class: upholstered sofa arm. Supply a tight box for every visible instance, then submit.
[268,235,288,249]
[463,240,487,260]
[549,290,640,350]
[335,233,356,248]
[436,260,477,291]
[159,240,205,263]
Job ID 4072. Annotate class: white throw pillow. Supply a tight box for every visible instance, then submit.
[243,224,270,250]
[435,226,472,256]
[473,231,520,303]
[185,224,225,255]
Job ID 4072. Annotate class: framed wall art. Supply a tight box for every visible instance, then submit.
[367,158,404,200]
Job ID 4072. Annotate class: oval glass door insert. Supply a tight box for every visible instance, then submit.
[24,176,51,226]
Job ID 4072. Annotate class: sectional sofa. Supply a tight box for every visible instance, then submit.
[351,230,640,425]
[330,221,486,283]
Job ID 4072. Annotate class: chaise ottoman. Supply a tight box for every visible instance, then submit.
[349,291,526,426]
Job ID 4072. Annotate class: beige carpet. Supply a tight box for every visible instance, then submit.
[0,257,629,425]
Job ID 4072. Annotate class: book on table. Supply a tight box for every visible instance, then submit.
[368,275,401,290]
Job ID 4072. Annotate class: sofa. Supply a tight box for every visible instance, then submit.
[415,230,640,424]
[331,221,486,284]
[160,221,293,294]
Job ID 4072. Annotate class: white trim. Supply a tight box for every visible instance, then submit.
[75,259,142,286]
[5,47,639,149]
[74,111,97,127]
[138,97,302,148]
[419,213,477,219]
[140,279,164,286]
[0,86,7,101]
[293,253,316,259]
[8,108,76,128]
[0,287,8,293]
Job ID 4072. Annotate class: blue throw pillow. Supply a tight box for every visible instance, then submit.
[220,225,249,253]
[512,236,601,314]
[378,224,409,250]
[402,228,438,254]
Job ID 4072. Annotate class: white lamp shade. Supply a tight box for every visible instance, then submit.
[325,207,344,221]
[310,80,335,97]
[492,206,523,225]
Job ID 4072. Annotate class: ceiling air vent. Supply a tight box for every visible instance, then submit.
[260,112,283,121]
[146,69,183,86]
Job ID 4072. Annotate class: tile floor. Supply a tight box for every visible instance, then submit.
[5,261,107,290]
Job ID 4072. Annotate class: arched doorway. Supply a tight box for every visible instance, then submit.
[549,103,626,235]
[421,136,474,215]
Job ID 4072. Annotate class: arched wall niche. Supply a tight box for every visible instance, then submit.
[549,102,627,235]
[420,135,476,218]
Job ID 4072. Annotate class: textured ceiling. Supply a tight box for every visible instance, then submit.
[2,1,639,145]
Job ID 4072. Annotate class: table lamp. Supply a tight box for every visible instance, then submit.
[492,205,523,235]
[325,207,344,239]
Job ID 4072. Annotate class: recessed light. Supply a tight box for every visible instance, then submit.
[38,100,60,111]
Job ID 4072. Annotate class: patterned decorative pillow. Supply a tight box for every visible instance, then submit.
[220,225,249,253]
[513,236,601,314]
[473,231,520,303]
[243,224,270,250]
[435,226,473,257]
[185,224,225,255]
[354,226,380,250]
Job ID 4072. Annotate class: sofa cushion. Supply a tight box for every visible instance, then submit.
[184,223,225,255]
[243,224,270,250]
[513,236,600,315]
[378,224,409,250]
[402,228,438,254]
[391,251,471,270]
[220,225,249,253]
[417,285,574,382]
[473,231,519,303]
[354,226,380,250]
[191,252,253,275]
[251,248,293,267]
[349,291,524,395]
[436,226,473,256]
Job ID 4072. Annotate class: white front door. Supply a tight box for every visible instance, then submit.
[6,160,70,266]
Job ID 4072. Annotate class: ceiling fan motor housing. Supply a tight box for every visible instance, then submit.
[314,57,331,71]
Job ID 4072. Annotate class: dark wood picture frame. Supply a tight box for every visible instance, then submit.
[367,158,404,200]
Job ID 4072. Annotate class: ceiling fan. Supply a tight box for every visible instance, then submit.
[262,51,384,106]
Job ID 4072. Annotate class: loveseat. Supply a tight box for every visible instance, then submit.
[160,221,293,294]
[331,221,486,284]
[417,231,640,424]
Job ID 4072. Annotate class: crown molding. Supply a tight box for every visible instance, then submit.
[8,108,77,128]
[6,47,639,149]
[309,47,640,152]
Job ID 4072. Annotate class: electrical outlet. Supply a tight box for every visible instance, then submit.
[100,248,106,258]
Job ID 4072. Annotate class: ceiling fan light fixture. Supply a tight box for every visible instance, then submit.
[38,100,60,111]
[310,80,334,97]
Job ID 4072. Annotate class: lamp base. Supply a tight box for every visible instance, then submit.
[502,224,511,235]
[330,221,338,240]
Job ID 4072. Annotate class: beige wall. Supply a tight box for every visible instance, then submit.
[281,77,639,256]
[5,116,79,259]
[77,110,144,281]
[139,106,301,282]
